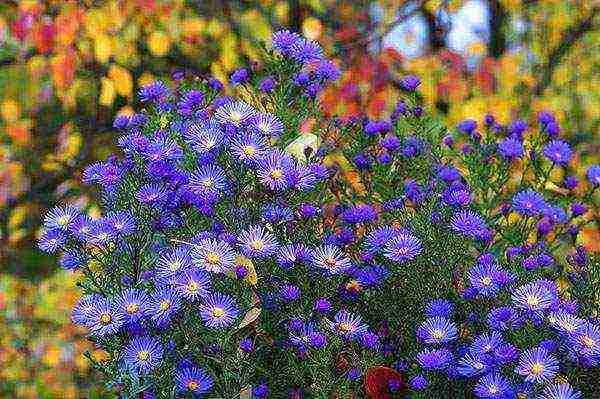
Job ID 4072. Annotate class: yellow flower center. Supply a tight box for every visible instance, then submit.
[100,313,112,325]
[230,111,242,123]
[346,280,361,292]
[258,122,269,132]
[324,257,337,269]
[481,276,492,286]
[159,300,171,311]
[243,145,256,156]
[337,322,352,333]
[582,335,596,348]
[137,350,150,361]
[187,282,199,292]
[488,384,498,394]
[187,380,199,391]
[431,329,445,340]
[212,307,225,318]
[270,169,283,180]
[202,178,214,188]
[126,303,139,314]
[57,215,71,226]
[168,260,181,272]
[250,240,264,251]
[206,252,221,265]
[526,295,540,307]
[531,362,544,375]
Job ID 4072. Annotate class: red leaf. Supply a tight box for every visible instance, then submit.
[364,366,406,399]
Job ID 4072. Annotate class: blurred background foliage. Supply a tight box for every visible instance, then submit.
[0,0,598,397]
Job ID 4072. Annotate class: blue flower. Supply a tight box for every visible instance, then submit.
[497,137,524,160]
[199,293,239,329]
[543,140,572,165]
[473,372,513,398]
[416,348,454,370]
[450,210,489,240]
[238,225,279,259]
[311,245,352,275]
[383,232,422,263]
[586,164,600,187]
[117,289,151,324]
[515,346,558,384]
[175,366,214,397]
[512,190,546,216]
[330,310,367,339]
[174,269,212,302]
[540,383,581,399]
[192,238,237,273]
[416,317,458,345]
[124,336,164,375]
[425,299,455,318]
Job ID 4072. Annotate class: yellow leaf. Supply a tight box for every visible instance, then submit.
[237,307,261,330]
[236,255,258,285]
[148,31,171,57]
[99,77,116,106]
[94,35,113,64]
[0,100,20,123]
[108,65,133,97]
[285,133,320,162]
[302,17,322,40]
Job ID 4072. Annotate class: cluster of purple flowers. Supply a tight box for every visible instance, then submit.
[40,29,599,398]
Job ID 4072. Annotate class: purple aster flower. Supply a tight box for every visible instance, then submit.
[364,226,401,254]
[498,137,524,160]
[177,89,204,116]
[568,321,600,365]
[586,164,600,187]
[487,306,522,331]
[315,59,341,81]
[450,210,489,240]
[543,140,572,165]
[59,248,87,271]
[416,348,454,370]
[564,175,578,190]
[473,372,513,398]
[443,185,472,207]
[105,211,136,236]
[437,165,461,182]
[208,77,224,91]
[540,383,581,399]
[276,243,311,269]
[85,297,126,337]
[471,331,505,355]
[468,262,513,297]
[231,131,268,165]
[136,183,168,205]
[256,150,294,191]
[259,76,276,92]
[213,100,255,126]
[272,30,302,54]
[185,121,224,155]
[124,336,164,375]
[314,298,332,313]
[237,225,279,259]
[186,164,227,198]
[512,280,557,315]
[512,190,546,216]
[426,299,455,318]
[149,286,183,327]
[458,119,477,134]
[248,113,285,137]
[508,119,528,139]
[138,81,170,103]
[383,232,422,263]
[280,284,301,302]
[113,114,129,130]
[38,228,67,253]
[230,67,249,85]
[174,269,211,302]
[85,219,118,246]
[43,205,80,231]
[156,246,193,280]
[410,375,428,390]
[191,238,236,273]
[252,381,270,398]
[290,38,323,63]
[340,204,378,224]
[457,351,492,377]
[311,245,353,275]
[199,293,239,329]
[239,337,254,353]
[400,75,421,92]
[71,294,104,326]
[353,152,373,170]
[515,346,558,384]
[417,317,458,345]
[330,310,367,339]
[117,289,150,324]
[175,366,214,397]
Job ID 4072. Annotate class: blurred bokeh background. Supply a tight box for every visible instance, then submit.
[0,1,598,397]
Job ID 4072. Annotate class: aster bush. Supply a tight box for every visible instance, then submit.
[40,30,599,398]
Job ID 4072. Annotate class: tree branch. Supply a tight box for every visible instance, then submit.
[533,6,599,96]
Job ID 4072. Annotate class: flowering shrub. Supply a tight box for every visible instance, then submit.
[40,31,599,398]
